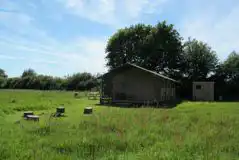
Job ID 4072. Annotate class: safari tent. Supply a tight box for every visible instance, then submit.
[100,63,179,104]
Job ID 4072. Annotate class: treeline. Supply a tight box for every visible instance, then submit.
[0,69,100,91]
[106,21,239,100]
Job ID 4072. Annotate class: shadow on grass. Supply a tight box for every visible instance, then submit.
[213,100,239,102]
[95,99,183,109]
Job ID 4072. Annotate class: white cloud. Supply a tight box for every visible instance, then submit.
[0,53,58,65]
[0,0,19,11]
[0,54,25,60]
[69,38,107,73]
[60,0,167,27]
[32,59,60,64]
[180,1,239,60]
[0,11,32,28]
[52,37,108,74]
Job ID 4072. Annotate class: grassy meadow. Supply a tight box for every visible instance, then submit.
[0,90,239,159]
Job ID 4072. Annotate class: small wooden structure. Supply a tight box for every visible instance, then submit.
[193,82,215,101]
[88,92,99,100]
[23,111,39,121]
[74,92,79,98]
[53,106,65,117]
[100,97,112,105]
[100,63,179,105]
[57,107,65,114]
[84,107,93,114]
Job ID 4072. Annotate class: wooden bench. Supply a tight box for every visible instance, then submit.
[84,107,93,114]
[23,111,34,118]
[88,92,99,100]
[26,115,39,121]
[100,97,112,104]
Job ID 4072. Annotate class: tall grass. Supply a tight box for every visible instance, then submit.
[0,90,77,115]
[0,90,239,159]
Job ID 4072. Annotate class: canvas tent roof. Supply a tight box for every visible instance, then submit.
[103,63,179,83]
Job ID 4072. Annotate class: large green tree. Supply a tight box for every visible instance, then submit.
[105,21,183,78]
[141,21,183,78]
[183,38,218,81]
[106,24,152,69]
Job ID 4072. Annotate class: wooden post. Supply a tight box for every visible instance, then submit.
[84,107,93,114]
[101,76,104,98]
[169,82,172,100]
[163,80,165,101]
[166,81,169,101]
[56,107,65,114]
[23,111,34,118]
[74,92,79,98]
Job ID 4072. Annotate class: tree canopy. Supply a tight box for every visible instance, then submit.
[183,38,218,81]
[21,69,37,78]
[106,21,183,79]
[223,51,239,82]
[106,24,152,69]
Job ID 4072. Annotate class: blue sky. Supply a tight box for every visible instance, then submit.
[0,0,239,77]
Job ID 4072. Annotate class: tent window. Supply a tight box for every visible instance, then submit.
[196,85,201,90]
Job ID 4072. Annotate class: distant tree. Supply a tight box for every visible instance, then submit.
[21,68,37,78]
[223,51,239,82]
[0,77,5,88]
[222,51,239,98]
[36,75,54,90]
[66,72,98,91]
[183,38,218,81]
[0,68,7,78]
[4,77,21,89]
[0,67,99,91]
[28,76,41,89]
[53,77,66,90]
[208,51,239,100]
